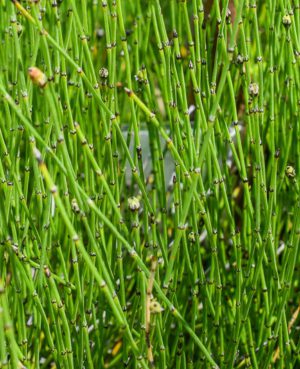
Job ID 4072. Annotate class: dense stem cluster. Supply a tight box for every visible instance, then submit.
[0,0,299,368]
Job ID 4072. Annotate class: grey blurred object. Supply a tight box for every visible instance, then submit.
[122,129,174,187]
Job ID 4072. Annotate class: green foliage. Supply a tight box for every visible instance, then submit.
[0,0,299,368]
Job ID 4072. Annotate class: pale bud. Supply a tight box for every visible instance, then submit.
[28,67,47,88]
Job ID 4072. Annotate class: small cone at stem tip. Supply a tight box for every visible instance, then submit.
[99,67,109,79]
[248,82,259,97]
[282,14,292,27]
[150,300,164,314]
[128,196,141,212]
[286,166,296,178]
[28,67,47,88]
